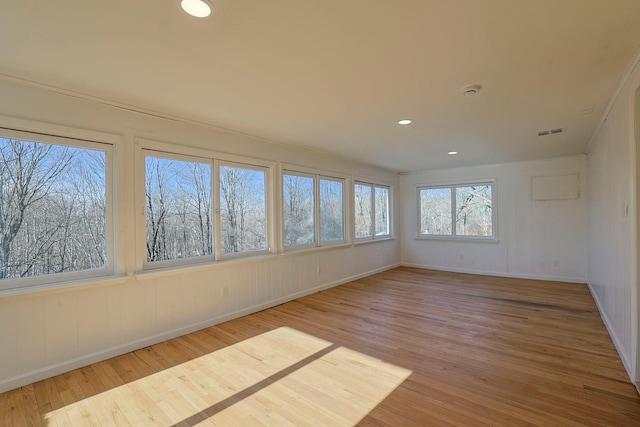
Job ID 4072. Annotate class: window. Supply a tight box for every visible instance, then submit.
[0,130,111,289]
[219,162,268,256]
[419,187,452,235]
[375,186,390,236]
[283,171,346,248]
[283,173,315,247]
[144,152,213,266]
[418,181,495,239]
[354,182,391,240]
[354,184,372,239]
[141,144,274,269]
[319,178,344,242]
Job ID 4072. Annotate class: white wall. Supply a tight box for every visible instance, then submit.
[0,78,400,393]
[587,56,640,385]
[400,155,588,283]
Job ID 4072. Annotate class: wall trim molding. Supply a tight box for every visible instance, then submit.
[587,282,635,390]
[586,44,640,153]
[0,263,399,394]
[400,263,586,284]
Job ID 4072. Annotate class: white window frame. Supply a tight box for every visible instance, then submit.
[417,179,497,241]
[0,125,116,292]
[216,160,270,260]
[282,170,317,250]
[318,176,347,246]
[354,181,393,242]
[282,165,349,251]
[136,139,276,272]
[374,185,391,238]
[140,149,215,271]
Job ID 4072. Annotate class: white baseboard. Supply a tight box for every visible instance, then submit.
[0,263,399,394]
[587,282,635,387]
[401,262,587,284]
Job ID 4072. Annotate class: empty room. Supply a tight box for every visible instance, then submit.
[2,0,640,425]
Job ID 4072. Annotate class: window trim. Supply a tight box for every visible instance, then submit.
[135,138,277,272]
[282,165,349,251]
[0,126,116,292]
[282,170,318,251]
[374,185,391,238]
[354,181,393,242]
[417,179,497,241]
[140,148,215,271]
[216,159,270,260]
[317,175,347,247]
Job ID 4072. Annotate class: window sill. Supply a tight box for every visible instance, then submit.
[137,242,366,279]
[281,242,353,258]
[354,237,396,246]
[415,236,500,244]
[0,275,129,300]
[135,253,277,281]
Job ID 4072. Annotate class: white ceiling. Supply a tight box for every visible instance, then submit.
[1,0,640,172]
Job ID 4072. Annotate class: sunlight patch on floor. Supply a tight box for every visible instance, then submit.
[44,327,411,426]
[203,346,412,426]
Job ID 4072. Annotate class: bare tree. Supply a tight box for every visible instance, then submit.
[71,151,107,266]
[0,139,73,278]
[456,185,491,235]
[192,163,212,255]
[420,188,452,235]
[145,157,169,261]
[220,165,266,254]
[319,179,343,241]
[283,174,314,246]
[145,156,213,262]
[354,184,372,238]
[374,186,389,236]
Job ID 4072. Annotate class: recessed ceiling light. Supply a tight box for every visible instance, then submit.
[398,119,412,125]
[181,0,214,18]
[448,151,458,155]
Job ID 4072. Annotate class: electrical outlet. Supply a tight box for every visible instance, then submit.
[221,285,229,298]
[553,260,560,268]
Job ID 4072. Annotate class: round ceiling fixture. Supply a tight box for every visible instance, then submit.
[398,119,412,125]
[181,0,214,18]
[460,84,481,96]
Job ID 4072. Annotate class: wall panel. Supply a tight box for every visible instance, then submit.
[587,56,640,384]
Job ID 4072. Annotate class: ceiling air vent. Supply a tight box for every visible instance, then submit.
[537,128,564,137]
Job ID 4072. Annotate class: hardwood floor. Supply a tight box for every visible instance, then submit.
[2,267,639,426]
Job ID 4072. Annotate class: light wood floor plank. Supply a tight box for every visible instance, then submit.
[1,267,640,426]
[20,384,43,427]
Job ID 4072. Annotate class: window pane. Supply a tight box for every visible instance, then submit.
[456,185,492,236]
[145,155,212,262]
[420,188,452,235]
[0,137,107,279]
[375,186,389,236]
[220,165,267,254]
[354,184,373,238]
[319,179,344,242]
[283,174,315,246]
